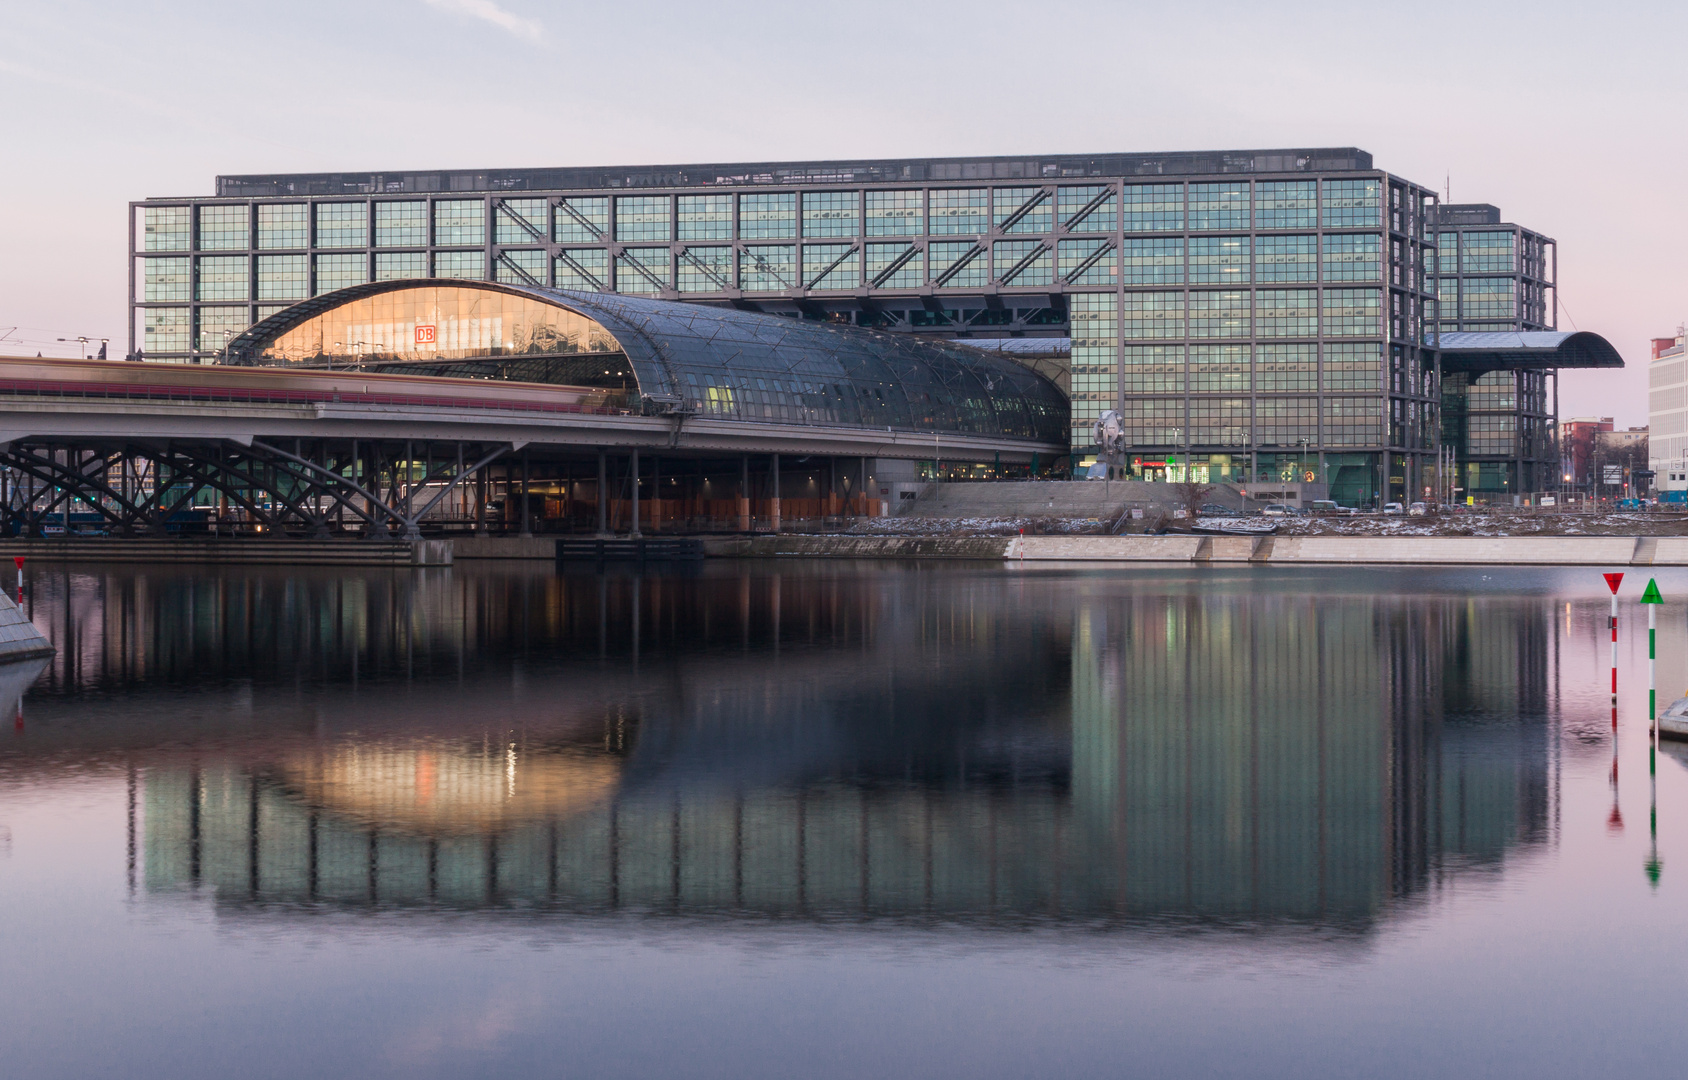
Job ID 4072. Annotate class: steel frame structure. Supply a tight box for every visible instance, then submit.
[0,438,506,540]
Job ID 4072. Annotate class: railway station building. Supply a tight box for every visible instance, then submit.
[129,148,1623,506]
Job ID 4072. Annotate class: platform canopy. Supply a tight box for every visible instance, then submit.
[1435,331,1623,375]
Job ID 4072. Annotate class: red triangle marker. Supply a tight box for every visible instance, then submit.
[1604,572,1625,594]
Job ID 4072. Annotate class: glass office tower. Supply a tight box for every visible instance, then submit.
[131,149,1444,503]
[1432,204,1559,498]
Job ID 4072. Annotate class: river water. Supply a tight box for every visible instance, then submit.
[0,560,1684,1079]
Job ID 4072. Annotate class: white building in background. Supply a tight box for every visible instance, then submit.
[1649,332,1687,491]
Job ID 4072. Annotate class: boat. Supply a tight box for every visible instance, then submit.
[1191,517,1278,536]
[1658,697,1688,740]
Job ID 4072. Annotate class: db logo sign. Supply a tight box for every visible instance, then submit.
[415,324,436,345]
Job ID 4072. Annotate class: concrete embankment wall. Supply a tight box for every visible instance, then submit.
[703,536,1011,559]
[1002,534,1672,565]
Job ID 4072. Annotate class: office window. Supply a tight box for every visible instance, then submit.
[1057,239,1115,285]
[555,197,609,242]
[802,192,859,238]
[1468,370,1517,409]
[1120,398,1184,445]
[740,245,796,291]
[677,195,732,241]
[256,254,307,300]
[1255,235,1317,282]
[865,190,923,236]
[677,246,733,292]
[1324,396,1382,446]
[804,243,859,290]
[1188,396,1253,445]
[1257,343,1317,391]
[143,257,190,302]
[1121,184,1183,232]
[1463,232,1516,274]
[1189,235,1250,285]
[375,202,428,248]
[195,307,249,354]
[256,204,307,249]
[1189,182,1249,231]
[1120,292,1184,340]
[739,193,797,239]
[494,249,546,286]
[928,189,988,235]
[197,205,248,251]
[433,250,483,280]
[1255,289,1317,337]
[865,243,923,289]
[994,187,1051,234]
[143,207,190,252]
[1323,233,1382,282]
[1323,342,1383,390]
[1468,413,1517,455]
[616,196,670,242]
[1070,293,1118,442]
[1188,290,1250,339]
[494,199,547,245]
[554,248,609,290]
[1120,238,1183,285]
[1254,181,1316,229]
[312,253,366,294]
[1058,186,1115,232]
[1322,179,1381,228]
[142,307,190,353]
[1121,345,1183,393]
[435,200,485,246]
[1256,397,1320,446]
[1189,344,1251,393]
[616,247,670,293]
[374,252,427,281]
[929,242,986,288]
[315,203,368,248]
[1324,288,1381,337]
[993,240,1052,286]
[196,255,248,301]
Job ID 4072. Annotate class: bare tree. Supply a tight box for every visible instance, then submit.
[1173,480,1213,520]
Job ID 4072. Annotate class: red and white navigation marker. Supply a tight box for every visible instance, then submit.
[12,554,23,605]
[1605,572,1625,707]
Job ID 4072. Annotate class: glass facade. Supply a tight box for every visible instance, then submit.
[132,156,1446,488]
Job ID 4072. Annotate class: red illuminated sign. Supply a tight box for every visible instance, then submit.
[415,325,436,345]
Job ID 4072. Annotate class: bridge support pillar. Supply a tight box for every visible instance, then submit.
[519,446,532,539]
[770,453,780,534]
[738,455,750,533]
[629,448,641,538]
[596,450,608,537]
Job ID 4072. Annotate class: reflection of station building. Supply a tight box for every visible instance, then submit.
[132,568,1555,927]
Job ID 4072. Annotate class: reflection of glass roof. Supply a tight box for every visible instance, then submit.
[228,280,1068,444]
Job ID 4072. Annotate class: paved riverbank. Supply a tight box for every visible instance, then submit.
[709,533,1688,565]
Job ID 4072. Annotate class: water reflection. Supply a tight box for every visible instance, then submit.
[3,564,1561,931]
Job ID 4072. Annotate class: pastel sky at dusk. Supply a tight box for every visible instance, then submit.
[1,0,1682,425]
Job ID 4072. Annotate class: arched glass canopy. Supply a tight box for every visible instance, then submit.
[226,280,1068,444]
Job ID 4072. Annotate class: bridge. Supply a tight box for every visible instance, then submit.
[0,283,1066,539]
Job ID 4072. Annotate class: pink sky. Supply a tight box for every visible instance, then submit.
[2,0,1680,426]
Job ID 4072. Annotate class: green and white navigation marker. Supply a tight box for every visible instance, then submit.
[1642,578,1663,736]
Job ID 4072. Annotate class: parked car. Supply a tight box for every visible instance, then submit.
[1618,498,1644,511]
[1261,503,1301,517]
[1309,500,1353,515]
[1408,502,1428,516]
[1382,502,1405,514]
[1200,503,1238,516]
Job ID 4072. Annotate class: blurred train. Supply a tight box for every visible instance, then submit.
[0,354,628,416]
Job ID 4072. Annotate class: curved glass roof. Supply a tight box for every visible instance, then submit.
[227,280,1068,444]
[1437,330,1624,373]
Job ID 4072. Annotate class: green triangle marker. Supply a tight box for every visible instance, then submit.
[1642,578,1664,604]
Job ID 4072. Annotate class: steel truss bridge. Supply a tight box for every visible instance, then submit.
[0,356,1058,539]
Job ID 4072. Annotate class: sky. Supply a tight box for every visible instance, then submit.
[0,0,1682,425]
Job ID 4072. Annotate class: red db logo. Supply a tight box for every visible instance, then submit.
[415,324,436,345]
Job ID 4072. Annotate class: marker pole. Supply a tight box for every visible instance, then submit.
[1613,588,1620,699]
[1649,600,1657,736]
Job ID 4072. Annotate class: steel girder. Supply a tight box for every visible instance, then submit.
[0,438,510,540]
